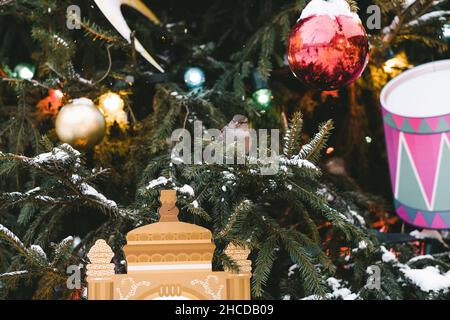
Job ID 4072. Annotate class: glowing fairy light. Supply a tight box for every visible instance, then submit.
[98,92,128,131]
[14,63,35,80]
[184,67,206,90]
[252,89,273,110]
[252,70,273,110]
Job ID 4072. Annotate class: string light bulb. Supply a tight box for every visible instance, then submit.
[14,63,35,80]
[184,67,206,90]
[252,70,273,110]
[98,92,128,131]
[252,89,273,110]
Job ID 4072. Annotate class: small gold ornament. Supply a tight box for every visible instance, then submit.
[55,98,106,149]
[98,92,128,131]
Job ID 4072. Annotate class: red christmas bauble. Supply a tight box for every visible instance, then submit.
[287,1,369,91]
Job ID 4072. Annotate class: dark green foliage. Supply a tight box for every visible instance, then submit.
[0,0,449,300]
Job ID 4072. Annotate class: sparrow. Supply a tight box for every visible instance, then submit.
[219,114,252,155]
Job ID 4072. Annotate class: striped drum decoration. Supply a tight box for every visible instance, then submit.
[380,60,450,229]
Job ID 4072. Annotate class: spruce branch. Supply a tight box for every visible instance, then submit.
[215,0,307,89]
[299,120,334,164]
[283,111,304,158]
[378,0,450,53]
[81,19,124,45]
[216,199,253,239]
[0,224,29,258]
[0,145,129,218]
[346,0,360,12]
[279,230,327,297]
[252,236,278,297]
[0,225,79,298]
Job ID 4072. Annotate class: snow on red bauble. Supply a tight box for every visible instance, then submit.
[287,0,369,91]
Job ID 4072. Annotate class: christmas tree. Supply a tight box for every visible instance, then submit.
[0,0,450,300]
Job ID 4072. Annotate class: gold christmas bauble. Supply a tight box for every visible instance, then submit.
[55,98,106,149]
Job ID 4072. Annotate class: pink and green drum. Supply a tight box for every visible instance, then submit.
[381,60,450,229]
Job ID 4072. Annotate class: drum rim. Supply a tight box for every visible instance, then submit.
[380,59,450,119]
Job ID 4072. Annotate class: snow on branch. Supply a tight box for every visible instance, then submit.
[0,224,50,266]
[145,176,195,197]
[0,270,29,279]
[299,120,333,164]
[381,0,445,46]
[31,144,80,166]
[0,223,29,255]
[0,144,82,172]
[406,10,450,26]
[77,177,118,209]
[402,266,450,293]
[0,145,128,218]
[301,277,358,300]
[146,176,172,189]
[280,155,318,171]
[374,246,450,294]
[1,187,58,205]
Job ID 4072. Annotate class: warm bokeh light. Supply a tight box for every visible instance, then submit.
[383,53,411,76]
[98,92,129,131]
